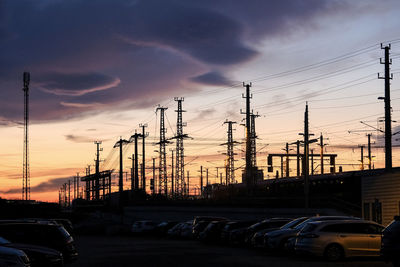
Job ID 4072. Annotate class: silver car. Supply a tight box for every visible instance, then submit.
[265,216,358,250]
[295,220,384,261]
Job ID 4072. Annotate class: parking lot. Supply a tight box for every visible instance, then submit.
[67,235,391,267]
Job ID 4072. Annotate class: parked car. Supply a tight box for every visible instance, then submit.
[0,237,63,267]
[265,216,359,250]
[167,221,193,239]
[0,223,77,263]
[227,220,259,246]
[154,221,179,236]
[167,222,185,238]
[243,218,292,246]
[220,221,255,244]
[251,217,308,248]
[131,221,158,234]
[193,216,228,226]
[0,246,30,267]
[51,219,74,237]
[199,221,228,243]
[295,219,384,261]
[179,222,194,239]
[192,221,212,239]
[381,216,400,266]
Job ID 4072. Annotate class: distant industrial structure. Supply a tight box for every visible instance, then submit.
[50,43,400,223]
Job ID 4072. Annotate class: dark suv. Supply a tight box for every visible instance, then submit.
[0,223,78,262]
[382,216,400,266]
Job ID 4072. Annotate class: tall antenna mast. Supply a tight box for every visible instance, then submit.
[22,72,30,201]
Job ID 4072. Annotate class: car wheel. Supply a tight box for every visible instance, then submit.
[324,244,344,261]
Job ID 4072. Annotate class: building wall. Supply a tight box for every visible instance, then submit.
[362,172,400,226]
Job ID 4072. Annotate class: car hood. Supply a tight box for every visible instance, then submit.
[266,228,298,237]
[254,228,280,236]
[6,243,61,257]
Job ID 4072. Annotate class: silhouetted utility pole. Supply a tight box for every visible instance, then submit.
[223,120,237,185]
[63,183,67,207]
[22,72,30,201]
[186,170,190,196]
[68,180,71,207]
[367,134,372,170]
[156,106,169,195]
[282,143,292,177]
[129,154,135,191]
[73,176,76,200]
[299,103,313,209]
[241,82,253,189]
[378,43,393,170]
[206,168,209,186]
[130,131,143,190]
[170,148,174,196]
[290,140,301,177]
[173,97,188,197]
[140,123,148,191]
[152,158,156,195]
[359,145,365,170]
[76,172,79,199]
[114,138,129,195]
[310,149,314,175]
[199,166,203,196]
[94,141,102,200]
[318,134,327,174]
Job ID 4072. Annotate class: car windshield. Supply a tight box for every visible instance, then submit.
[0,237,11,245]
[58,226,71,239]
[300,223,318,233]
[294,219,312,230]
[384,220,400,234]
[281,218,306,230]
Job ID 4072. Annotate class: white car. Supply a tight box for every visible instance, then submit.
[0,246,30,267]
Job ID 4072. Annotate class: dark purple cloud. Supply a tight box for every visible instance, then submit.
[0,0,350,124]
[35,72,120,96]
[190,71,232,86]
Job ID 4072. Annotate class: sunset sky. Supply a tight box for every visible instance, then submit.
[1,0,400,202]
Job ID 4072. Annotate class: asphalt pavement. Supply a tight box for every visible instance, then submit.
[66,235,392,267]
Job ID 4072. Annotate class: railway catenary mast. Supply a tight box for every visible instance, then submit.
[156,106,169,195]
[22,72,30,201]
[173,98,188,197]
[223,120,237,185]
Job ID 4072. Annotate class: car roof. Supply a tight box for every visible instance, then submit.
[308,219,383,227]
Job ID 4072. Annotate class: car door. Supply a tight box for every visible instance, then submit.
[366,223,383,256]
[337,223,371,257]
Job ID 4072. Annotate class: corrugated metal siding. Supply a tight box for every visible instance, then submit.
[362,173,400,226]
